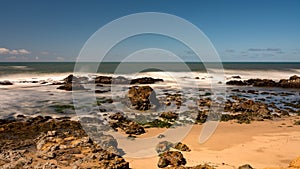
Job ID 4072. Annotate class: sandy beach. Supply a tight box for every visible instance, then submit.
[126,117,300,169]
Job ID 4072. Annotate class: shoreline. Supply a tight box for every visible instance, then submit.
[0,73,300,168]
[126,117,300,169]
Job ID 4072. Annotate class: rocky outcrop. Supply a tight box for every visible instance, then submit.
[128,86,160,111]
[158,151,186,168]
[0,116,130,169]
[226,75,300,88]
[197,97,273,124]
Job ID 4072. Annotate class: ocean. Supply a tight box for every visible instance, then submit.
[0,62,299,121]
[0,62,299,76]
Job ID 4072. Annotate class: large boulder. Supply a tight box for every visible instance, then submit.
[128,86,159,111]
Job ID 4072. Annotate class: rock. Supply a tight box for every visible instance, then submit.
[289,156,300,168]
[0,116,130,168]
[227,75,300,88]
[57,83,85,91]
[95,76,112,84]
[130,77,163,84]
[0,81,13,85]
[232,75,241,79]
[160,112,178,120]
[109,113,145,136]
[226,80,246,86]
[123,121,146,135]
[173,142,191,152]
[196,111,208,124]
[238,164,253,169]
[289,75,300,81]
[95,89,110,93]
[128,86,160,110]
[156,141,173,153]
[94,76,163,85]
[157,151,186,168]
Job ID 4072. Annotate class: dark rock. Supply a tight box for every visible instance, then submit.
[232,75,241,79]
[95,76,112,84]
[94,75,163,85]
[0,81,13,85]
[130,77,163,84]
[95,89,110,93]
[57,83,85,91]
[227,75,300,88]
[226,80,246,86]
[289,75,300,81]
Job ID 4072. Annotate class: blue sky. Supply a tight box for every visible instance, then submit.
[0,0,299,62]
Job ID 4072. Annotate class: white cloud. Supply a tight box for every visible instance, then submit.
[56,57,64,61]
[0,47,31,55]
[0,48,10,54]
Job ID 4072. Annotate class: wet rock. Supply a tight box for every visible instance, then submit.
[109,113,145,135]
[95,89,110,93]
[232,75,241,79]
[0,81,13,85]
[95,76,112,84]
[226,80,246,86]
[227,75,300,88]
[57,83,85,91]
[195,111,208,124]
[128,86,160,111]
[130,77,163,84]
[158,151,186,168]
[160,112,178,120]
[94,75,163,85]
